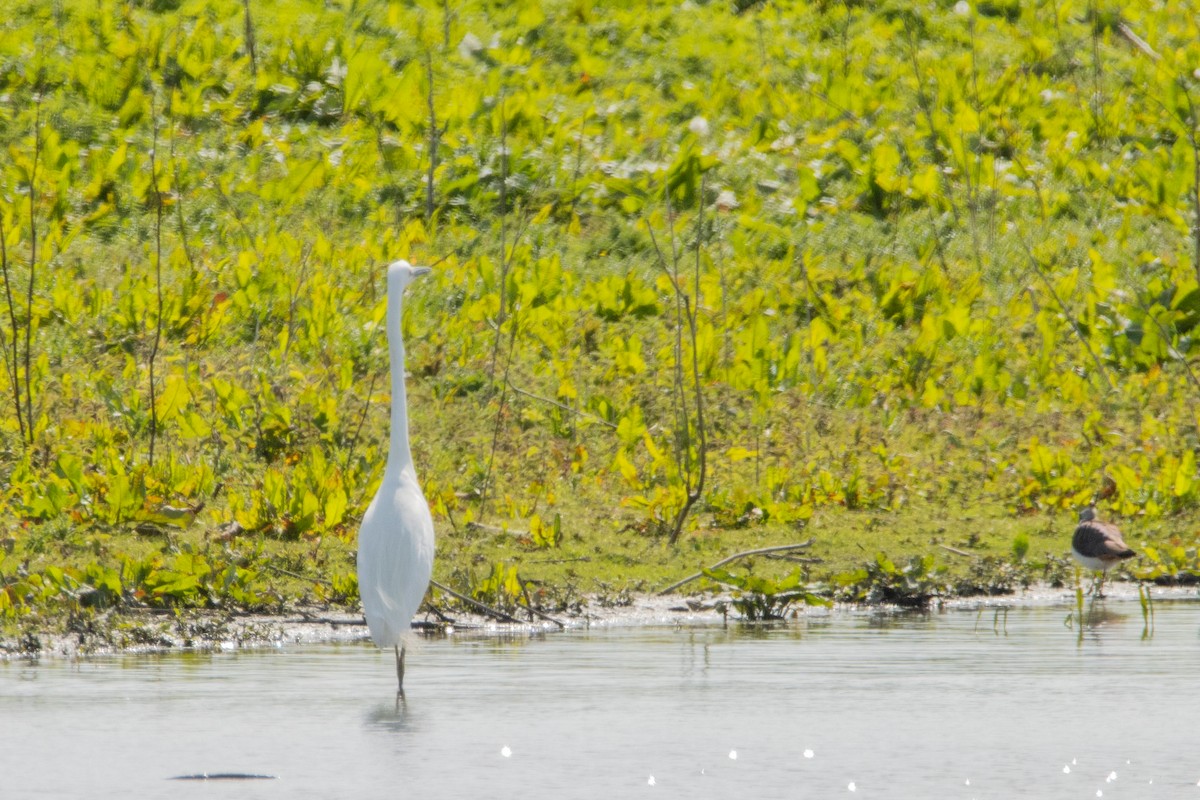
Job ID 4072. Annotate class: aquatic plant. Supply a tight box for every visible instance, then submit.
[702,567,830,621]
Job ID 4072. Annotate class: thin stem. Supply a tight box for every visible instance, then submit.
[488,90,509,382]
[242,0,258,78]
[670,171,708,544]
[23,95,42,444]
[0,214,24,442]
[170,116,195,271]
[148,97,165,467]
[1019,237,1115,395]
[424,46,438,228]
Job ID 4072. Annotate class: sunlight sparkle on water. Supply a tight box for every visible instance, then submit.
[647,776,655,786]
[848,781,856,792]
[803,749,814,759]
[729,750,737,760]
[1063,765,1071,774]
[500,746,511,758]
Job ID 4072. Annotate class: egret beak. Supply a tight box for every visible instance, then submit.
[413,266,432,277]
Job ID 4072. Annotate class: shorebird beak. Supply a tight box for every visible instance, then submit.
[413,266,432,277]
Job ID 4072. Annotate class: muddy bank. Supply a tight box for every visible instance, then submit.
[2,582,1196,661]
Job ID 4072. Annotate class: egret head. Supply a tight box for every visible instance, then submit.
[386,259,432,292]
[1078,506,1096,522]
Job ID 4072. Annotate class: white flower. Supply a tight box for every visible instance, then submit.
[688,116,709,137]
[458,33,483,60]
[954,1,971,15]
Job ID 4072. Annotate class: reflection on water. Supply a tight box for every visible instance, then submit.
[4,598,1200,799]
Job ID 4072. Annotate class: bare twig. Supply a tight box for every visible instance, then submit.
[342,366,381,477]
[423,46,439,227]
[0,214,24,442]
[1016,234,1115,395]
[429,579,525,624]
[488,89,510,380]
[514,598,564,629]
[148,93,165,467]
[938,544,975,558]
[657,539,816,595]
[465,520,527,536]
[242,0,258,77]
[263,563,332,586]
[1116,22,1160,61]
[23,94,42,444]
[506,380,617,429]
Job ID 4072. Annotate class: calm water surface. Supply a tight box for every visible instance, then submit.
[4,599,1200,799]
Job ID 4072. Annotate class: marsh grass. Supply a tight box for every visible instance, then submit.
[3,0,1200,630]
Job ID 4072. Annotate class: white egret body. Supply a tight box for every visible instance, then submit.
[357,260,434,693]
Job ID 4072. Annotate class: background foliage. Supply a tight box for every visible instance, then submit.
[3,0,1200,625]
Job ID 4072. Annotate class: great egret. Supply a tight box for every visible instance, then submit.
[1071,506,1135,596]
[357,260,435,695]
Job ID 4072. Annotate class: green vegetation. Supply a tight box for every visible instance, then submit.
[3,0,1200,638]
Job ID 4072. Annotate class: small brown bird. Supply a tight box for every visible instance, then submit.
[1072,507,1136,593]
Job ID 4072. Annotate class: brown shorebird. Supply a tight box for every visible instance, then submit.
[1072,507,1136,594]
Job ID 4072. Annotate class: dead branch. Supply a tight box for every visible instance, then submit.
[429,578,525,624]
[1117,22,1160,61]
[466,520,527,537]
[656,539,816,595]
[514,599,565,629]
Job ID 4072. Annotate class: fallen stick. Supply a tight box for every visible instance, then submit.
[429,579,526,624]
[656,539,816,596]
[466,521,527,537]
[514,599,565,629]
[764,554,823,564]
[1117,21,1160,61]
[938,544,975,558]
[264,563,332,586]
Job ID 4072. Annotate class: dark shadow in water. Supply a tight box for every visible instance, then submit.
[863,608,933,630]
[170,773,277,780]
[1080,605,1129,628]
[365,695,418,733]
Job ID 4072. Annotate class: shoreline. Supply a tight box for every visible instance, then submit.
[2,581,1196,663]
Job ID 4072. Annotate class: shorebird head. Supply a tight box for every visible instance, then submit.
[1078,506,1097,522]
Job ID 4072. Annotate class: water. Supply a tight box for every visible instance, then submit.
[3,599,1200,799]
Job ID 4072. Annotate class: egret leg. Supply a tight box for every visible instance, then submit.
[395,645,406,695]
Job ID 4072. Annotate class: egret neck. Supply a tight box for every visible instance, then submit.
[383,279,417,484]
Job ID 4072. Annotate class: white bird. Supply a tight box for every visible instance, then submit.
[1072,506,1135,596]
[357,259,435,695]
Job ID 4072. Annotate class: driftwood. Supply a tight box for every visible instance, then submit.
[466,521,527,537]
[514,599,565,629]
[1117,22,1160,61]
[656,539,816,596]
[430,579,564,629]
[264,563,332,586]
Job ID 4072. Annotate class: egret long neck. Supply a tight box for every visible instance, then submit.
[384,285,416,481]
